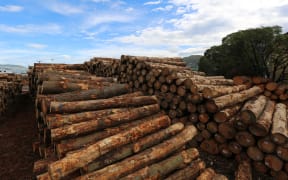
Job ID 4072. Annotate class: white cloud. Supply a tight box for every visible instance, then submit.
[125,7,134,12]
[83,14,134,29]
[114,0,288,55]
[0,5,23,12]
[27,43,47,49]
[48,2,82,15]
[144,1,161,5]
[152,5,173,11]
[0,24,62,34]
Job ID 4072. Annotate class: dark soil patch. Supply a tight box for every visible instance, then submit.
[0,94,39,180]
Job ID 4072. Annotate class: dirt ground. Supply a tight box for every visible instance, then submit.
[0,94,39,180]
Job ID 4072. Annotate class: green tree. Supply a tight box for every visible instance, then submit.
[199,26,288,82]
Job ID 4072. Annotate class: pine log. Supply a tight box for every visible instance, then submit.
[214,104,242,123]
[33,158,57,175]
[253,161,268,174]
[247,146,264,161]
[214,133,227,144]
[218,121,236,140]
[75,125,197,180]
[46,108,128,129]
[266,82,278,91]
[165,160,206,180]
[240,95,267,125]
[120,148,199,180]
[235,131,255,147]
[196,168,216,180]
[206,121,218,134]
[205,86,263,113]
[252,76,268,84]
[49,95,158,114]
[257,137,276,153]
[56,112,165,157]
[249,100,275,136]
[271,103,288,145]
[203,85,247,99]
[228,141,242,154]
[37,172,51,180]
[82,123,184,173]
[233,76,252,86]
[219,144,232,158]
[200,139,219,155]
[276,145,288,161]
[264,155,283,172]
[235,161,252,180]
[51,104,160,141]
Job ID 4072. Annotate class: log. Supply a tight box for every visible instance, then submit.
[276,145,288,161]
[219,144,232,158]
[33,158,56,175]
[235,131,255,147]
[82,123,184,173]
[196,168,216,180]
[200,139,219,155]
[253,161,268,174]
[51,104,160,141]
[257,137,276,153]
[240,95,268,125]
[235,161,252,180]
[120,148,199,180]
[266,82,278,91]
[249,100,275,136]
[247,146,264,161]
[203,85,247,99]
[48,115,171,179]
[56,112,165,157]
[49,95,158,114]
[214,104,242,123]
[46,108,128,129]
[75,125,198,180]
[271,103,288,145]
[264,155,283,172]
[165,160,206,180]
[37,172,51,180]
[43,83,129,102]
[228,141,242,154]
[218,121,236,140]
[205,86,263,113]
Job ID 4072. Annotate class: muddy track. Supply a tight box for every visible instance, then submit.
[0,94,39,180]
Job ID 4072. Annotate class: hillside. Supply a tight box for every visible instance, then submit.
[183,55,202,70]
[0,64,27,74]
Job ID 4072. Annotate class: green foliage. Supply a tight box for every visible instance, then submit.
[199,26,288,81]
[183,55,202,70]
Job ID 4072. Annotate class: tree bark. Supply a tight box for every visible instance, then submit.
[120,148,199,180]
[48,115,171,179]
[271,103,287,145]
[46,108,129,129]
[82,123,184,173]
[75,125,197,180]
[196,168,216,180]
[51,104,160,141]
[203,85,247,99]
[56,112,165,158]
[49,95,158,114]
[205,86,263,113]
[214,104,242,123]
[165,160,205,180]
[249,100,275,136]
[240,95,268,125]
[33,158,57,175]
[235,161,252,180]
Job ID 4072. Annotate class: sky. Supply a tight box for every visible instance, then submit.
[0,0,288,66]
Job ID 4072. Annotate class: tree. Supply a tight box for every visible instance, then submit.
[199,26,288,82]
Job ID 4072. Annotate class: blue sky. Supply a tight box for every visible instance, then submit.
[0,0,288,66]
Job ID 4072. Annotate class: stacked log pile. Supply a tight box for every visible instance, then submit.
[30,63,228,180]
[28,63,85,96]
[84,57,120,77]
[0,73,24,116]
[86,55,288,178]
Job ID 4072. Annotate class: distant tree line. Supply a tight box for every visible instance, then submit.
[198,26,288,82]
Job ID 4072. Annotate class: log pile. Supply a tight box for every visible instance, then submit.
[0,73,24,116]
[29,62,230,180]
[84,57,120,77]
[86,55,288,178]
[28,63,85,96]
